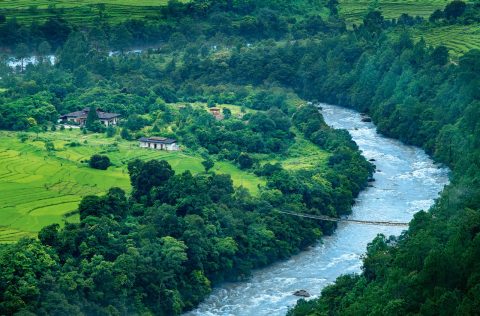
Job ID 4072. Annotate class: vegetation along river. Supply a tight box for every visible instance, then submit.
[187,103,450,316]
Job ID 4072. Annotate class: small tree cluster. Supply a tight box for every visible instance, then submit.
[89,154,111,170]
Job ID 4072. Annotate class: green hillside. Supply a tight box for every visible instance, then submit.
[339,0,451,25]
[411,24,480,57]
[0,129,265,243]
[339,0,480,57]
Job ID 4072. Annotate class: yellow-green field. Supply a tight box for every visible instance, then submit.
[338,0,451,25]
[0,127,330,243]
[412,24,480,57]
[0,129,263,243]
[338,0,480,56]
[0,0,188,24]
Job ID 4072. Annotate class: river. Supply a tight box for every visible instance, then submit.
[187,103,450,316]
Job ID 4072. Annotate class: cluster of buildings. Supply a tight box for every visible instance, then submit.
[58,104,237,151]
[60,108,179,151]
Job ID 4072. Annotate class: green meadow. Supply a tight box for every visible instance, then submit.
[0,129,264,243]
[0,127,329,243]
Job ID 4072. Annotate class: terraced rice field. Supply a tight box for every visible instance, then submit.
[338,0,480,56]
[412,24,480,57]
[339,0,451,25]
[0,0,188,24]
[0,129,264,243]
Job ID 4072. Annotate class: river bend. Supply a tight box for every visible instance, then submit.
[187,103,450,316]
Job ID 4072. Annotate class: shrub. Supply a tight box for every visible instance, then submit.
[238,152,254,169]
[106,126,116,137]
[89,154,111,170]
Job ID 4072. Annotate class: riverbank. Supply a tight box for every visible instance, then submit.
[187,103,449,316]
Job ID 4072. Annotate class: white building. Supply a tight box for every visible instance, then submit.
[139,137,179,151]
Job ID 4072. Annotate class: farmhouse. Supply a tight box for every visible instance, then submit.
[209,107,224,120]
[139,137,179,151]
[60,108,121,126]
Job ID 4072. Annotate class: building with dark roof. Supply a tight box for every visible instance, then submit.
[60,108,121,126]
[139,137,179,151]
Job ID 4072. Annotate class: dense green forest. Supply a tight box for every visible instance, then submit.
[1,0,480,315]
[0,1,375,314]
[285,2,480,316]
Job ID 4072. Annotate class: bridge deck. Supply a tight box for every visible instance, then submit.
[277,211,409,227]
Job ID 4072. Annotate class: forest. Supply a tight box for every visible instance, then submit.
[0,1,375,314]
[0,0,479,315]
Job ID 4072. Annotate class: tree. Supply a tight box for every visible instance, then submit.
[88,26,108,53]
[57,31,88,70]
[120,128,131,140]
[431,45,449,65]
[106,126,116,137]
[238,152,254,169]
[89,154,111,170]
[363,10,384,35]
[14,43,29,71]
[38,224,60,247]
[39,17,71,49]
[429,9,444,23]
[85,106,99,131]
[444,0,466,20]
[129,160,175,198]
[78,195,102,220]
[111,24,133,53]
[202,158,214,173]
[0,239,58,315]
[37,41,51,64]
[326,0,339,16]
[222,108,232,119]
[125,114,149,131]
[73,66,90,87]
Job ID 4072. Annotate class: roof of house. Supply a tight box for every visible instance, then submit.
[139,137,177,144]
[61,108,120,120]
[98,112,121,119]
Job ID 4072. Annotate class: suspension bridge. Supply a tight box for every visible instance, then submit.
[277,211,409,227]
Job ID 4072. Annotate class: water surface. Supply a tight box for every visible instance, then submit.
[188,103,450,316]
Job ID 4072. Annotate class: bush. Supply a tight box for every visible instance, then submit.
[106,126,116,137]
[89,154,111,170]
[121,128,132,140]
[238,152,254,169]
[67,141,81,147]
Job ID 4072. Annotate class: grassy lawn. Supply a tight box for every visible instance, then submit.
[0,129,264,243]
[282,135,330,171]
[0,0,189,25]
